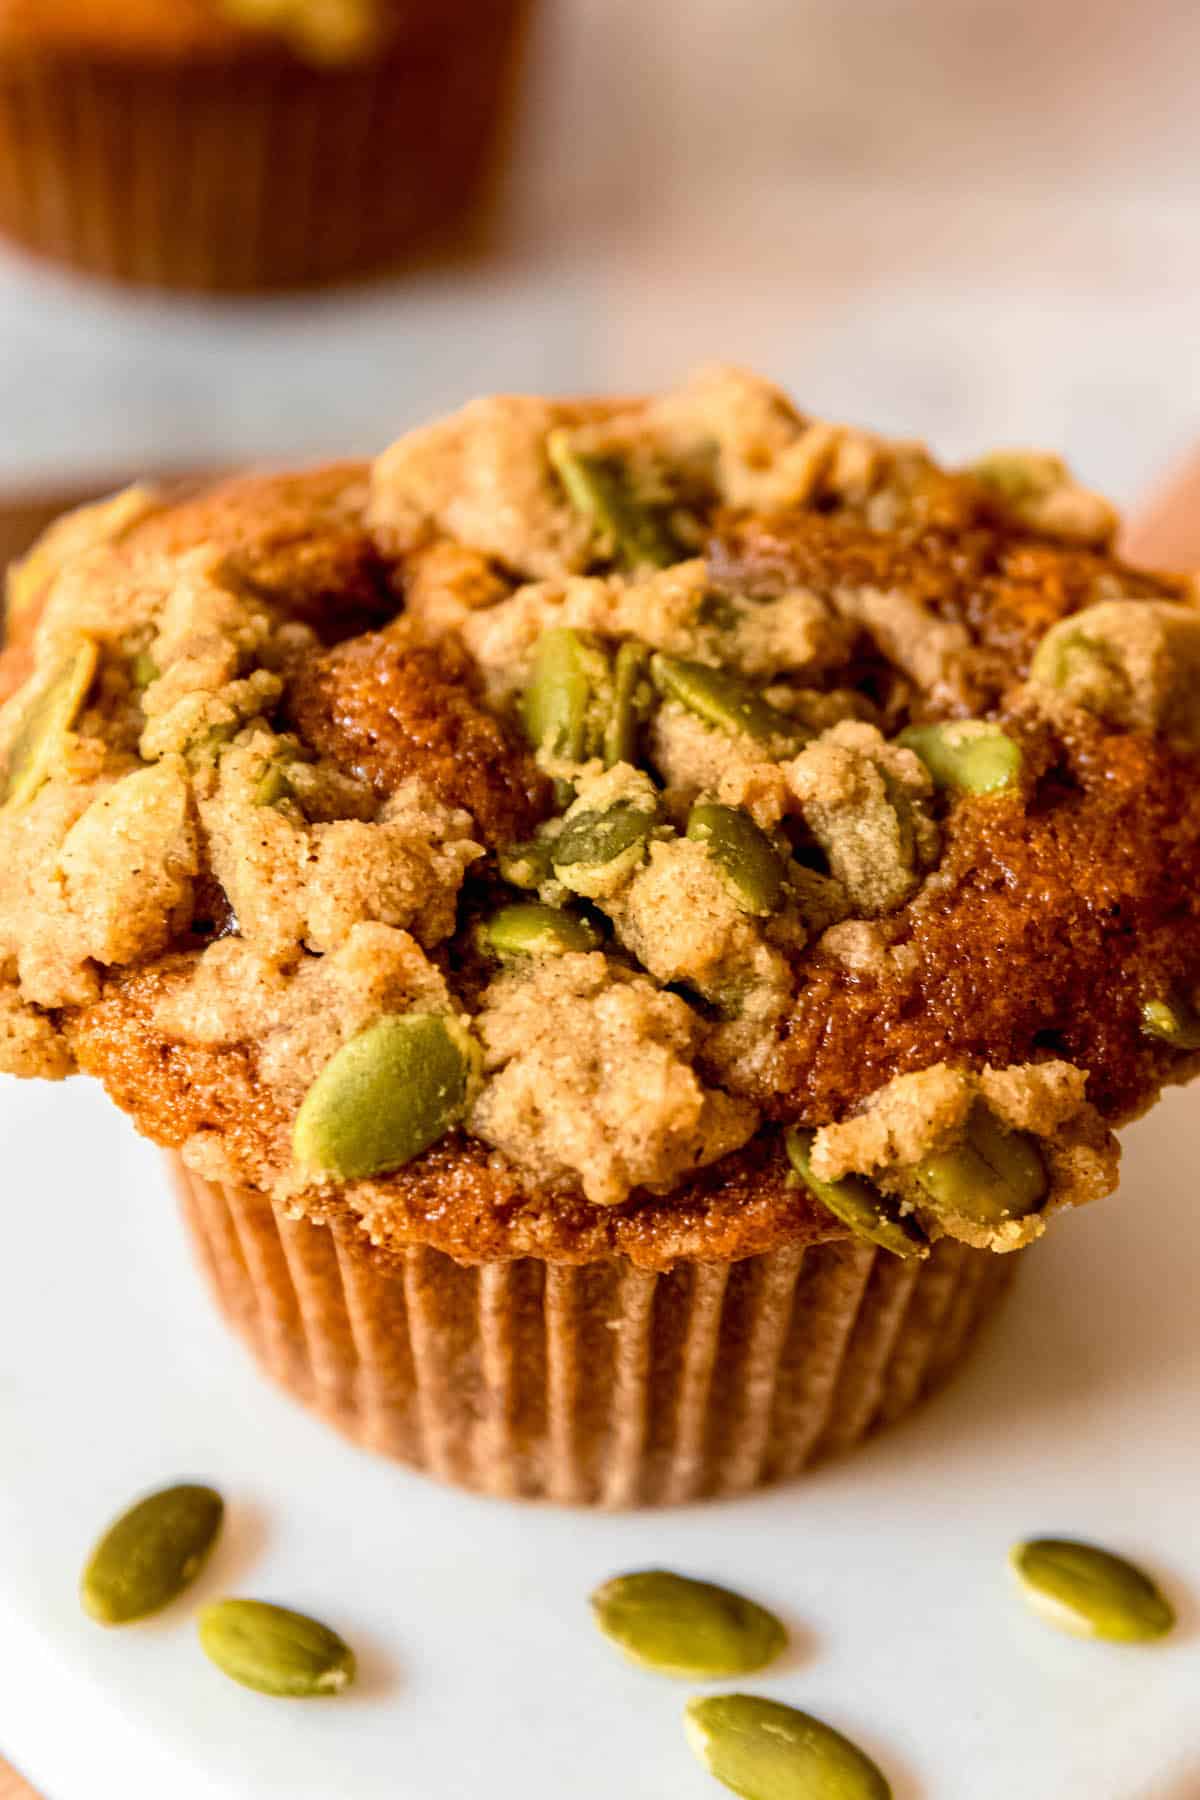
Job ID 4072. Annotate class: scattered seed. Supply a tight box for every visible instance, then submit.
[81,1483,223,1626]
[590,1570,786,1679]
[1010,1539,1176,1643]
[198,1599,357,1697]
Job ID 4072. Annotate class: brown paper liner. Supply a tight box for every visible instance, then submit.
[0,6,529,292]
[171,1157,1018,1507]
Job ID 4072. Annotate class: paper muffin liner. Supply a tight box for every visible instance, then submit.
[171,1157,1018,1506]
[0,6,529,292]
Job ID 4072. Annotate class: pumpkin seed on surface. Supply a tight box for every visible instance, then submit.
[1140,995,1200,1051]
[131,651,160,691]
[0,642,98,811]
[785,1130,928,1261]
[651,653,807,750]
[684,1694,892,1800]
[590,1570,786,1679]
[293,1013,477,1181]
[497,836,557,890]
[898,721,1022,795]
[81,1483,223,1626]
[547,431,679,569]
[481,902,602,959]
[915,1102,1047,1227]
[198,1599,357,1697]
[1010,1539,1176,1643]
[551,805,655,871]
[686,802,787,915]
[521,627,612,765]
[604,639,652,767]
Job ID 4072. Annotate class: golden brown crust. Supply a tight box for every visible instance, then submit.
[124,464,400,641]
[711,509,1183,718]
[68,970,837,1268]
[289,627,551,848]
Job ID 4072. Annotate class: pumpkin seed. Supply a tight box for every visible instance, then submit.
[915,1102,1047,1227]
[590,1571,786,1679]
[684,1694,892,1800]
[521,627,612,766]
[1010,1539,1176,1643]
[81,1483,223,1626]
[898,721,1021,795]
[651,653,806,750]
[497,837,557,890]
[552,805,655,871]
[604,639,652,767]
[1140,995,1200,1051]
[293,1013,477,1180]
[131,651,160,690]
[547,431,679,569]
[687,802,786,915]
[480,902,602,958]
[198,1599,357,1697]
[0,642,98,811]
[972,450,1064,506]
[785,1129,928,1260]
[1029,622,1126,696]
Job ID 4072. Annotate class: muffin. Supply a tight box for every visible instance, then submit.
[3,367,1198,1506]
[0,0,530,291]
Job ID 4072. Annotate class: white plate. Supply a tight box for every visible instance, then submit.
[1,1073,1198,1800]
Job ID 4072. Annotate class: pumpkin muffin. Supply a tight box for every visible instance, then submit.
[0,0,530,290]
[3,368,1198,1505]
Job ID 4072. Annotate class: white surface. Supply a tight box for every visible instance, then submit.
[1,1074,1199,1800]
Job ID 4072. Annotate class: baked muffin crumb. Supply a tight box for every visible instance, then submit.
[3,369,1198,1267]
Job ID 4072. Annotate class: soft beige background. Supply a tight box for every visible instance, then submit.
[0,0,1195,499]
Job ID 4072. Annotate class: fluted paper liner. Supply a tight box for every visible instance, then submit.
[171,1157,1017,1507]
[0,6,528,292]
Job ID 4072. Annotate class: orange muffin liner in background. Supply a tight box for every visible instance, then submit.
[171,1157,1017,1507]
[0,3,531,292]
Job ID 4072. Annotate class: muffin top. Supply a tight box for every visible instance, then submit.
[3,367,1199,1270]
[0,0,387,62]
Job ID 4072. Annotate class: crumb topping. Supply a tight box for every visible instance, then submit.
[2,366,1197,1265]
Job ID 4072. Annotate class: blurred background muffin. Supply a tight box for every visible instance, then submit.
[0,0,532,291]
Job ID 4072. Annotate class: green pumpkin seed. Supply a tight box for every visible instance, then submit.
[1010,1539,1176,1643]
[521,627,612,765]
[253,759,296,808]
[1140,995,1200,1051]
[497,837,557,890]
[590,1570,786,1679]
[972,450,1061,506]
[684,1694,892,1800]
[547,431,679,569]
[0,642,98,811]
[687,802,786,915]
[651,653,806,750]
[898,721,1022,795]
[480,902,602,958]
[915,1102,1047,1227]
[293,1013,477,1180]
[131,651,160,690]
[604,639,652,767]
[198,1600,357,1697]
[81,1483,223,1626]
[785,1129,928,1260]
[1029,623,1126,696]
[552,805,655,871]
